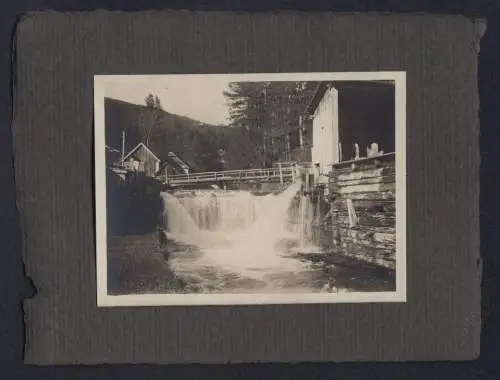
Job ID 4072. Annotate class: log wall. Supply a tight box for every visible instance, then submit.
[327,153,396,269]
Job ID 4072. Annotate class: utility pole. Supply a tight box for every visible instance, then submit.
[258,86,268,168]
[286,131,291,161]
[298,116,304,149]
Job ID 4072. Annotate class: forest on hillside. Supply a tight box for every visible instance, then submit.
[104,81,318,172]
[105,97,256,171]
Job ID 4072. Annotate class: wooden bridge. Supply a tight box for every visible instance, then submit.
[157,163,307,187]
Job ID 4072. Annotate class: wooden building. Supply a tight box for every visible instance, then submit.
[163,151,192,175]
[304,83,340,180]
[298,80,396,183]
[298,80,397,271]
[155,151,194,184]
[122,142,161,177]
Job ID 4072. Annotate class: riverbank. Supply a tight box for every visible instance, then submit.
[107,232,395,295]
[295,251,395,292]
[107,232,187,295]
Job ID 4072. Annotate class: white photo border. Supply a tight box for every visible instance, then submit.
[94,71,407,307]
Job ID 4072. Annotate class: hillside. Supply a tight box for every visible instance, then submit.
[104,98,259,172]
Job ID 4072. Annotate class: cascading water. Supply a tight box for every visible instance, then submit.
[162,191,263,240]
[296,194,315,250]
[160,181,321,292]
[160,193,206,245]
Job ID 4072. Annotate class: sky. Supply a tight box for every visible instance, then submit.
[104,76,232,125]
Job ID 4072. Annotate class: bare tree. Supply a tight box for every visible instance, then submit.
[139,94,163,147]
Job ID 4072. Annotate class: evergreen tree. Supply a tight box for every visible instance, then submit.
[224,81,317,166]
[223,82,269,166]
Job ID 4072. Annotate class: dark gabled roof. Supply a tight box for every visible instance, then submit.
[123,142,161,162]
[166,152,191,171]
[303,82,333,116]
[303,80,396,116]
[157,152,194,173]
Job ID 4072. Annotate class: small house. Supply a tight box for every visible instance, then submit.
[164,152,192,174]
[122,142,161,177]
[155,151,194,183]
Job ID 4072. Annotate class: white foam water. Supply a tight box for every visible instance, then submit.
[160,182,322,290]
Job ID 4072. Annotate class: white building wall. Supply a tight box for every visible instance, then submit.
[311,86,339,178]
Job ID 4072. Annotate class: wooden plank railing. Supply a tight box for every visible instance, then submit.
[157,163,302,186]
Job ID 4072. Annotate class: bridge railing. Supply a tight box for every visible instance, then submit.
[157,164,299,186]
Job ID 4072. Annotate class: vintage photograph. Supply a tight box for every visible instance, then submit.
[94,72,406,306]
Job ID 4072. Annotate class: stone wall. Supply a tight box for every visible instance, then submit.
[327,153,396,269]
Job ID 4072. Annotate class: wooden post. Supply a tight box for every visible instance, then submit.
[286,133,291,161]
[164,166,169,185]
[332,202,340,248]
[346,198,358,228]
[314,162,320,184]
[278,162,283,184]
[121,130,125,165]
[299,122,304,150]
[328,169,341,249]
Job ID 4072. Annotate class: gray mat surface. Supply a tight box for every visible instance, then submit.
[13,11,483,364]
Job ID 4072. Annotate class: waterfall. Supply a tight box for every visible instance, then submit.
[160,193,206,245]
[160,181,321,282]
[163,191,265,236]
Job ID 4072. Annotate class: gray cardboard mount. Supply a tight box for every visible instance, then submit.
[13,11,484,364]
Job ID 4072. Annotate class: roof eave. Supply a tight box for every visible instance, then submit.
[123,142,161,162]
[303,82,330,116]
